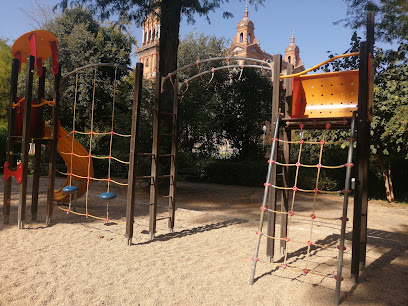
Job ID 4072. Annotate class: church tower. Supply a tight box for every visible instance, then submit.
[136,12,160,80]
[230,2,273,61]
[283,31,303,69]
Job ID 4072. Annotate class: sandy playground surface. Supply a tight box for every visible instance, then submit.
[0,177,407,305]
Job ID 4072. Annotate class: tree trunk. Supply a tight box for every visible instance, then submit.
[376,154,394,203]
[386,157,395,202]
[159,0,181,77]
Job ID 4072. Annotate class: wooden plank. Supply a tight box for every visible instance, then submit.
[168,80,180,231]
[31,67,46,221]
[46,65,61,225]
[3,59,19,225]
[149,72,162,240]
[18,55,35,229]
[266,54,282,261]
[125,63,143,246]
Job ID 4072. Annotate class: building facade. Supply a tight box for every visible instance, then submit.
[137,4,304,79]
[135,12,160,79]
[229,5,304,73]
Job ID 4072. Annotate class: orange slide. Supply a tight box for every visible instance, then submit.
[44,126,94,203]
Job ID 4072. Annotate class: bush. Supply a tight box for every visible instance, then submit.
[203,159,267,187]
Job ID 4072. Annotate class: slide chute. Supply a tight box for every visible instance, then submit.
[44,126,93,203]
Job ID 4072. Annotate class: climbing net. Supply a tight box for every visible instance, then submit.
[252,121,355,281]
[56,65,134,224]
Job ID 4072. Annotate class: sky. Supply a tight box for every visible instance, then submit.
[0,0,369,70]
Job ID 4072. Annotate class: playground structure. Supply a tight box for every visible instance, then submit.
[158,12,373,305]
[2,30,144,244]
[3,12,374,305]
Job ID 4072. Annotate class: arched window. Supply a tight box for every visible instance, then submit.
[152,29,156,40]
[148,30,152,42]
[240,33,243,43]
[143,31,147,44]
[247,33,251,44]
[288,56,291,64]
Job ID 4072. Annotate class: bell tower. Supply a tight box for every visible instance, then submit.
[283,30,303,68]
[230,1,273,61]
[136,12,160,80]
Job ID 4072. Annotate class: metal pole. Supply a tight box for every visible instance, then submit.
[335,112,357,305]
[249,114,281,285]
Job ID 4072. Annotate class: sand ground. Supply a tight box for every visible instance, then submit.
[0,177,407,305]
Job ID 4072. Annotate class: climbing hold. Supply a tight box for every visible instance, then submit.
[99,192,117,200]
[62,185,79,194]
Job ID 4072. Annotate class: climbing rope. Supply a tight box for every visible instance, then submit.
[254,123,354,278]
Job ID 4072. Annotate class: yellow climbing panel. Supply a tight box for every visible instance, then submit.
[291,70,359,119]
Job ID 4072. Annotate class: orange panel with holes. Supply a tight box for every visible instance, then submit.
[291,70,359,119]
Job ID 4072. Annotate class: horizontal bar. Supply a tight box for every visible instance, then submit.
[61,62,134,84]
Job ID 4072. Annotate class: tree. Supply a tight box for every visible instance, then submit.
[44,7,134,132]
[55,0,264,77]
[338,0,408,202]
[176,32,271,165]
[176,32,229,166]
[338,0,408,44]
[0,39,12,126]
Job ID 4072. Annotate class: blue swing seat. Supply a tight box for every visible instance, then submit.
[62,185,79,194]
[99,192,117,200]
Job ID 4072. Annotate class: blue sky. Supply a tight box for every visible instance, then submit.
[0,0,367,69]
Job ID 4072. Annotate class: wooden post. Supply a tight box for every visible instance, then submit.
[280,64,292,254]
[352,41,369,280]
[359,11,375,271]
[125,63,143,246]
[168,80,180,232]
[266,54,282,261]
[31,67,46,221]
[46,65,61,225]
[149,72,161,239]
[18,55,35,229]
[3,58,19,224]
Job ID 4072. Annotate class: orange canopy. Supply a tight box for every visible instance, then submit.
[12,30,57,63]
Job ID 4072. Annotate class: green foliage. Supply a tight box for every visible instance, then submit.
[179,68,272,163]
[339,0,408,44]
[44,7,134,134]
[203,159,267,186]
[56,0,264,76]
[56,0,264,26]
[371,44,408,159]
[177,32,229,71]
[0,39,12,125]
[330,0,408,201]
[175,31,272,185]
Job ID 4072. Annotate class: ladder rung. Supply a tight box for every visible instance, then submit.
[136,175,153,179]
[162,195,172,198]
[158,175,172,179]
[137,152,155,156]
[156,217,170,221]
[160,111,175,116]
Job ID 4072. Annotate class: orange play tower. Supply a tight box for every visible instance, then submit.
[3,30,93,227]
